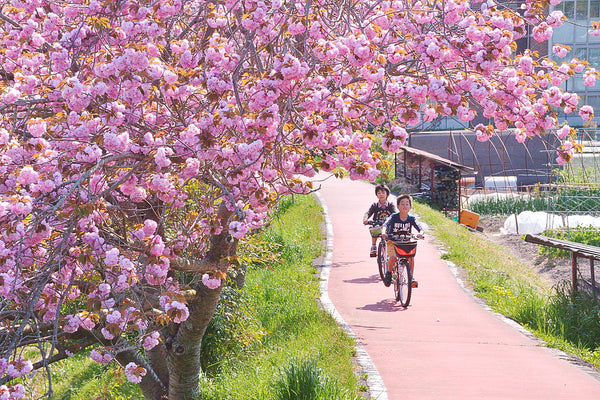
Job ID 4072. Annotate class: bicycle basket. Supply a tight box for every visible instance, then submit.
[391,241,417,257]
[369,226,382,237]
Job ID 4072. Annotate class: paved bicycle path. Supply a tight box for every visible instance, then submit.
[315,174,600,400]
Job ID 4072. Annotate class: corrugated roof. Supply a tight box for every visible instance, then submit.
[400,146,475,173]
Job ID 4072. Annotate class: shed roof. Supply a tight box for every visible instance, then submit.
[400,146,475,173]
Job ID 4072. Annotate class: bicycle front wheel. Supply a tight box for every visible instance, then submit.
[377,240,386,281]
[394,259,412,307]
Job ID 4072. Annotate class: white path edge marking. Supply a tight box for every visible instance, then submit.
[313,191,389,400]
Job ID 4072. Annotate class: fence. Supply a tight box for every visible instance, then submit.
[465,182,600,219]
[525,234,600,296]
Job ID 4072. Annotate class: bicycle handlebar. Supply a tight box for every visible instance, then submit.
[365,220,384,227]
[385,232,423,241]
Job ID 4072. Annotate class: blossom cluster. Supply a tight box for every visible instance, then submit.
[0,358,28,399]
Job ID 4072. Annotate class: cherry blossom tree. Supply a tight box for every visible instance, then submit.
[0,0,595,398]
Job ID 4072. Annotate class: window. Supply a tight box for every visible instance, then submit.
[577,0,588,20]
[585,95,600,111]
[562,0,575,19]
[589,47,600,68]
[591,0,600,17]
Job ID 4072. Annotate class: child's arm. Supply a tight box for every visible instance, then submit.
[412,217,424,238]
[362,203,375,224]
[380,214,394,239]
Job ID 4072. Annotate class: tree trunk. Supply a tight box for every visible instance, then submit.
[166,285,223,400]
[164,203,235,399]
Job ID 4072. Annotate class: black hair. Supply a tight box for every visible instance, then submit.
[375,184,390,196]
[397,194,413,206]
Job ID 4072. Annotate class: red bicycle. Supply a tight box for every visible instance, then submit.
[387,234,420,308]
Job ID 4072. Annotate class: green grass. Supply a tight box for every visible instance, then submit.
[197,194,361,399]
[413,200,600,370]
[272,356,354,400]
[33,354,141,400]
[35,195,362,400]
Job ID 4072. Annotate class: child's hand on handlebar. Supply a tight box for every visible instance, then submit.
[416,233,424,239]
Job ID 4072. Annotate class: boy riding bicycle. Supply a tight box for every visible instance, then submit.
[381,194,424,287]
[363,184,396,257]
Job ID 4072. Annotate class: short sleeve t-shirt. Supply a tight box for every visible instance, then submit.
[365,201,396,224]
[383,213,423,236]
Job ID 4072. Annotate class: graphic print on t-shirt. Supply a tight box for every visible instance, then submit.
[371,202,395,223]
[391,218,414,233]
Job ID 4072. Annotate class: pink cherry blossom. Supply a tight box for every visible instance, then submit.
[142,220,158,237]
[164,300,189,323]
[63,314,81,333]
[202,273,222,289]
[546,11,565,28]
[584,69,597,87]
[104,248,120,267]
[6,359,32,378]
[552,45,568,58]
[0,359,7,377]
[474,124,493,142]
[90,349,113,365]
[579,105,594,120]
[289,22,306,35]
[10,383,25,399]
[145,261,169,285]
[229,221,249,239]
[27,119,47,138]
[143,331,161,350]
[17,166,38,186]
[101,328,115,340]
[124,362,146,384]
[557,125,572,139]
[2,88,20,104]
[532,23,553,42]
[0,385,9,400]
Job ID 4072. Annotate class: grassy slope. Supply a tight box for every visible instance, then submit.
[198,195,361,399]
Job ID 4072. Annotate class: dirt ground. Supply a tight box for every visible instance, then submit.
[475,216,573,288]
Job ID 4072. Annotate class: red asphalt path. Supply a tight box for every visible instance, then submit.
[315,174,600,400]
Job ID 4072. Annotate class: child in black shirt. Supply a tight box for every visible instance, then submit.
[363,184,396,257]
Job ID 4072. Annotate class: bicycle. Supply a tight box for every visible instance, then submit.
[387,233,421,308]
[366,220,388,281]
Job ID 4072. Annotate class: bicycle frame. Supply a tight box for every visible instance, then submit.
[367,221,388,281]
[388,235,419,307]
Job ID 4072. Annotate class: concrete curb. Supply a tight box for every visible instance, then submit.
[313,191,388,400]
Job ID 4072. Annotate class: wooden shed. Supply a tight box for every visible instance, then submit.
[396,146,475,214]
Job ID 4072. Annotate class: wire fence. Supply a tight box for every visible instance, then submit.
[465,183,600,217]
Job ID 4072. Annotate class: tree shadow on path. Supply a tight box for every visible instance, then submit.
[331,261,366,268]
[343,274,380,285]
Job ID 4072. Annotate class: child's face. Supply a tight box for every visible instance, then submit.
[398,198,412,212]
[376,190,388,202]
